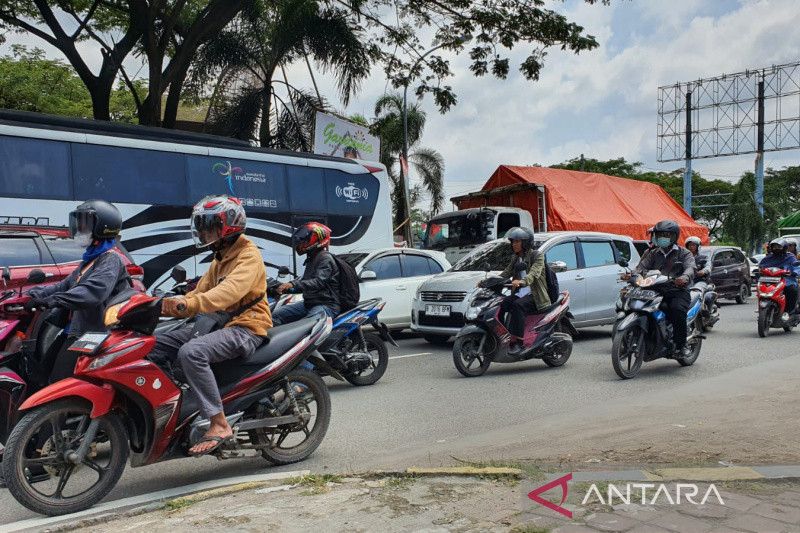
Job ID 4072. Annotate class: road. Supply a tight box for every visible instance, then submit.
[1,300,797,523]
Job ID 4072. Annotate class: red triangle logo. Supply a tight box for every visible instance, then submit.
[527,472,573,519]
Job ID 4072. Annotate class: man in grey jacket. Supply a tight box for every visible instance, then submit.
[632,219,695,357]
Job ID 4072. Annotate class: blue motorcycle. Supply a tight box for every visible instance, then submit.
[611,261,704,379]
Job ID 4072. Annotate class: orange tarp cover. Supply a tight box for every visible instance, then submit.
[480,166,709,244]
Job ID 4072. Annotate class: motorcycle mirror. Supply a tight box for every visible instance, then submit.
[2,266,10,284]
[170,265,187,283]
[617,258,629,268]
[278,266,291,277]
[26,269,46,284]
[549,261,568,273]
[483,261,491,272]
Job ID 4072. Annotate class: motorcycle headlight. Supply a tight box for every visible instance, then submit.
[466,307,481,320]
[88,341,144,370]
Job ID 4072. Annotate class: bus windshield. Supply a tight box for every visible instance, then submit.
[423,213,488,250]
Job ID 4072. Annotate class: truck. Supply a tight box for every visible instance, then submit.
[421,183,546,264]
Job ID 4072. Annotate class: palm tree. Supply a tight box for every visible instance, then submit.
[192,0,372,147]
[371,93,445,230]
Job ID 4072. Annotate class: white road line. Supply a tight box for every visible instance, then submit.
[390,352,432,360]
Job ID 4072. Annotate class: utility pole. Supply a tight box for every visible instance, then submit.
[755,76,765,217]
[683,89,693,216]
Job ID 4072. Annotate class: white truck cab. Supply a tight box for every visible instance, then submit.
[422,207,534,264]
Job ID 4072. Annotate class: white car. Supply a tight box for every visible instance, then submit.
[337,248,451,330]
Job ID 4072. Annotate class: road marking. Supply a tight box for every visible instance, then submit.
[390,352,432,360]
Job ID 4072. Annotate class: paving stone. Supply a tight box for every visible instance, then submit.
[717,491,763,511]
[773,491,800,509]
[551,525,601,533]
[584,512,640,532]
[704,528,747,533]
[749,501,800,525]
[676,503,731,520]
[625,525,674,533]
[610,503,667,522]
[649,510,714,532]
[723,512,793,533]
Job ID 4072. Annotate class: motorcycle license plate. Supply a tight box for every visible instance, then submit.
[759,276,781,283]
[69,332,109,354]
[425,304,451,317]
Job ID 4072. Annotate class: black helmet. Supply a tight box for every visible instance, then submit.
[652,219,680,248]
[506,227,534,251]
[69,200,122,241]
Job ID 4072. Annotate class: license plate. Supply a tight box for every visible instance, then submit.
[69,332,109,354]
[425,304,451,317]
[759,276,781,284]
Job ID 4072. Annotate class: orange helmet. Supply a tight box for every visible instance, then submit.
[292,222,331,255]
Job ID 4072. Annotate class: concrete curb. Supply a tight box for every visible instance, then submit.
[547,464,800,483]
[0,470,309,533]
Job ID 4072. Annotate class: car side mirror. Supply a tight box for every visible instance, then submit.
[26,268,46,284]
[170,266,187,283]
[549,261,568,273]
[617,258,629,268]
[359,270,377,281]
[278,266,291,278]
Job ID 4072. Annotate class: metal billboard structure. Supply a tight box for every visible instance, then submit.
[657,61,800,216]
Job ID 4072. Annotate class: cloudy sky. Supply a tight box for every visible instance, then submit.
[2,0,799,208]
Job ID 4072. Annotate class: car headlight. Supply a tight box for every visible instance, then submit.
[415,286,423,300]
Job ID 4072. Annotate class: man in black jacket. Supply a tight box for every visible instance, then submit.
[629,219,695,357]
[273,222,340,325]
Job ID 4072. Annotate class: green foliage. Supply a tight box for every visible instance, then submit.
[0,46,138,121]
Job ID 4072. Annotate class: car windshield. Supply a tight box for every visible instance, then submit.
[338,253,369,269]
[423,213,488,250]
[449,240,543,272]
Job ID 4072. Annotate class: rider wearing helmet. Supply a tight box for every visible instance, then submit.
[26,200,132,383]
[786,237,799,259]
[759,238,800,319]
[633,220,696,358]
[495,227,550,355]
[273,222,340,325]
[684,236,709,281]
[152,195,271,457]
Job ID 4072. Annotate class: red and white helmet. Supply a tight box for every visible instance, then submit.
[190,195,246,248]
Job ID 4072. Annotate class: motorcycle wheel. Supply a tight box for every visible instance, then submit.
[611,326,644,379]
[452,333,492,377]
[2,400,128,516]
[758,306,774,338]
[343,331,389,386]
[251,369,331,466]
[678,336,702,367]
[542,332,572,367]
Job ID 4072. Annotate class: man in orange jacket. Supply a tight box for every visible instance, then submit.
[154,195,271,456]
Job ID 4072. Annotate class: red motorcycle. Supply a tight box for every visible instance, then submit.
[2,293,333,516]
[756,267,800,337]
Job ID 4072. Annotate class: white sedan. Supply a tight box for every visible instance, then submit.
[338,248,451,330]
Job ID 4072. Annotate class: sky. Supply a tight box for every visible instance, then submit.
[2,0,800,210]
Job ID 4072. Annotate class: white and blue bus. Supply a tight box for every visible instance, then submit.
[0,111,393,287]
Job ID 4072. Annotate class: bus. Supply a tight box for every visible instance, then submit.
[0,110,393,287]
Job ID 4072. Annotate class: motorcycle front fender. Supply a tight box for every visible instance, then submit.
[455,324,488,338]
[0,366,26,445]
[19,378,115,418]
[615,313,648,334]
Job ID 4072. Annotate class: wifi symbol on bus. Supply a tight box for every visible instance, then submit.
[336,184,368,202]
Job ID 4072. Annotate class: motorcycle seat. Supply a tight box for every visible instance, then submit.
[536,293,567,315]
[334,298,382,320]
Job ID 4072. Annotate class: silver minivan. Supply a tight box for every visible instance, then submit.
[410,231,641,343]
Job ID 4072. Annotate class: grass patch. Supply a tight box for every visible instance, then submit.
[451,457,545,481]
[164,498,195,512]
[717,479,800,496]
[285,474,343,495]
[510,524,551,533]
[385,475,416,490]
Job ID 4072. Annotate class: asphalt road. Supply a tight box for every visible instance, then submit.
[1,299,796,524]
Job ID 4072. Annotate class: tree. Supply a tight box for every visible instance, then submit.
[371,93,444,231]
[0,46,139,121]
[196,0,371,147]
[0,1,246,125]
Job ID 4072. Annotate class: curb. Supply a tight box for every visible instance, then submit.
[547,464,800,483]
[0,470,309,533]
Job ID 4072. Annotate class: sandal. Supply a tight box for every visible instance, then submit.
[188,434,233,457]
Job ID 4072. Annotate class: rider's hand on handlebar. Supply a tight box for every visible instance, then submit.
[620,272,632,281]
[24,298,47,312]
[674,275,689,288]
[162,296,188,317]
[511,279,525,289]
[277,282,293,295]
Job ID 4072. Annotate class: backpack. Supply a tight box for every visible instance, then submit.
[330,253,360,311]
[535,251,560,303]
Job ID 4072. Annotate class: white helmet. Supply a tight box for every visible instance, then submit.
[684,236,702,252]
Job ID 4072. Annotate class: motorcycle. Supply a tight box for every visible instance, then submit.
[2,293,333,516]
[451,275,573,377]
[611,260,704,379]
[691,277,720,332]
[267,272,395,386]
[756,267,800,337]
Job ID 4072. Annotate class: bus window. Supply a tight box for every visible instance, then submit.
[288,166,325,212]
[186,155,288,211]
[324,169,379,216]
[0,136,71,199]
[72,144,187,205]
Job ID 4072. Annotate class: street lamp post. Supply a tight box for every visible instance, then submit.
[399,38,465,246]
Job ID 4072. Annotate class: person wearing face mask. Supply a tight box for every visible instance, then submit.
[25,200,132,383]
[627,220,695,358]
[759,238,800,320]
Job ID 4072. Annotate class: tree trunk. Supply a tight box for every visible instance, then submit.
[162,62,191,129]
[259,88,272,147]
[89,88,111,121]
